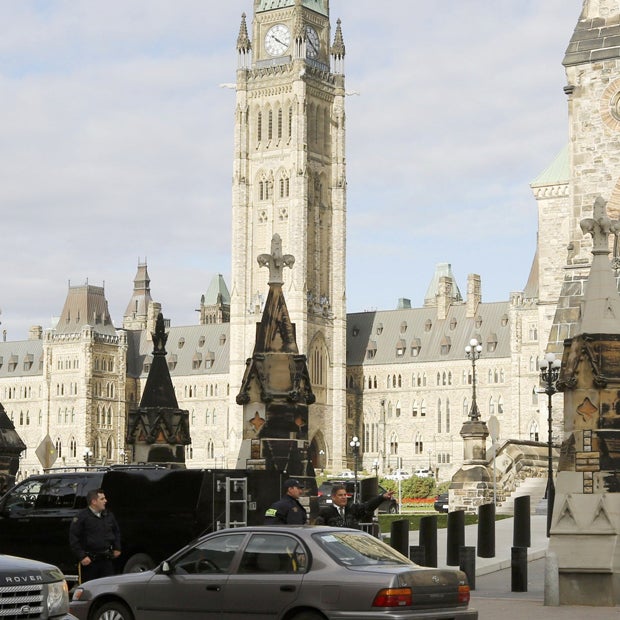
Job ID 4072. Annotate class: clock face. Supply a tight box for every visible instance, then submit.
[264,24,291,57]
[306,26,320,59]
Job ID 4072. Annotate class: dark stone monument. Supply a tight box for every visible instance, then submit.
[0,402,26,492]
[235,234,316,485]
[126,313,191,465]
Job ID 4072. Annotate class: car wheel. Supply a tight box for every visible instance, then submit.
[292,611,325,620]
[389,503,398,514]
[123,552,155,573]
[91,600,133,620]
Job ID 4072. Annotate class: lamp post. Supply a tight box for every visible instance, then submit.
[373,459,379,478]
[319,449,325,473]
[350,436,360,500]
[83,448,93,467]
[465,338,483,420]
[539,352,561,537]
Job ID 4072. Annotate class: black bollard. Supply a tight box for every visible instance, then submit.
[477,502,495,558]
[446,510,465,566]
[511,546,528,592]
[459,546,476,590]
[409,545,425,565]
[419,515,438,567]
[390,519,410,558]
[513,495,531,548]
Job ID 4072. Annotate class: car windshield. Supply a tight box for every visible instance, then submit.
[313,531,410,567]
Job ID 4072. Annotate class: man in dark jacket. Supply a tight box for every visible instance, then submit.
[264,478,308,524]
[315,484,394,529]
[69,488,121,583]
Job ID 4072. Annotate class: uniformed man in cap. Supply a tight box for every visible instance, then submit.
[264,478,308,525]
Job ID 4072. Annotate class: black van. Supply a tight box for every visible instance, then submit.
[0,466,282,581]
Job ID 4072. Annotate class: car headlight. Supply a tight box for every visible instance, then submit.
[46,580,70,617]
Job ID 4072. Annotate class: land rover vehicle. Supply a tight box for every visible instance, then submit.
[317,477,398,514]
[0,466,283,581]
[0,553,76,619]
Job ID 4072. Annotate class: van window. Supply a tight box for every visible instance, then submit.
[3,479,42,513]
[34,477,79,509]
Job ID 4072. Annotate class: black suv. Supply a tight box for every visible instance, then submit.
[317,478,399,514]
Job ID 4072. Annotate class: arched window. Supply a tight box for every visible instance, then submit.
[446,399,450,433]
[257,110,262,142]
[437,399,442,433]
[531,387,538,405]
[395,400,401,417]
[268,109,273,140]
[420,400,426,417]
[277,108,283,139]
[529,421,539,442]
[414,432,423,454]
[389,433,398,455]
[489,397,495,415]
[412,400,419,416]
[498,395,504,414]
[463,397,468,416]
[207,439,214,459]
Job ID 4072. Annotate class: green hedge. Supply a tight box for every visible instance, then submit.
[376,513,510,534]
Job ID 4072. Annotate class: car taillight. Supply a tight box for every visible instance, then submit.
[372,588,412,607]
[317,491,323,496]
[458,584,470,604]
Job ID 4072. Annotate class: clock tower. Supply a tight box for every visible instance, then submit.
[229,0,348,470]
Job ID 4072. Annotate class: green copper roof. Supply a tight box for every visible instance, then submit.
[530,144,569,187]
[256,0,327,16]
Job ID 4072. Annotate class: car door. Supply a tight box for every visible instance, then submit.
[224,533,307,619]
[136,532,247,620]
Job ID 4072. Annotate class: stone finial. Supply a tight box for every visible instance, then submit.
[578,196,620,335]
[151,313,168,355]
[258,234,295,285]
[331,18,345,57]
[236,13,251,52]
[580,196,620,254]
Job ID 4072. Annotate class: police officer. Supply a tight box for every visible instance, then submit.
[69,488,121,583]
[264,478,307,524]
[315,484,394,529]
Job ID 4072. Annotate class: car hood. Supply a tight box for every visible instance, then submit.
[0,554,65,584]
[80,569,157,592]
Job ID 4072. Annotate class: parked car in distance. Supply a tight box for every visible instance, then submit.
[0,553,77,619]
[335,470,355,479]
[385,469,411,481]
[317,478,399,514]
[414,468,434,478]
[435,492,449,513]
[70,526,477,620]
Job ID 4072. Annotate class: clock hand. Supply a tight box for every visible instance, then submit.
[273,35,287,46]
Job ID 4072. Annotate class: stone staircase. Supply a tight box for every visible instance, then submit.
[496,476,548,515]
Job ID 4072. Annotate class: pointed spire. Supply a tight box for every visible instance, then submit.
[577,196,620,334]
[236,13,251,52]
[331,18,345,57]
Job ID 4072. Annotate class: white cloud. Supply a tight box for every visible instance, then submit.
[0,0,582,337]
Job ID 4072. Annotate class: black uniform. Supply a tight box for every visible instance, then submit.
[264,494,308,525]
[69,508,121,582]
[315,494,386,529]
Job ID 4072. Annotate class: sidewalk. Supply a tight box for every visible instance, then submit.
[405,514,620,617]
[408,514,549,576]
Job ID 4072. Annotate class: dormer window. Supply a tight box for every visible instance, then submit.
[198,336,206,347]
[376,323,383,335]
[178,337,185,349]
[424,319,432,332]
[411,338,421,357]
[396,339,406,356]
[366,341,377,360]
[440,336,451,355]
[475,315,483,328]
[487,333,498,353]
[450,317,457,330]
[400,321,408,334]
[352,326,360,337]
[219,334,227,346]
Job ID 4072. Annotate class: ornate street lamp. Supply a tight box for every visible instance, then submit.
[465,338,483,421]
[539,352,561,537]
[83,448,93,467]
[350,436,360,499]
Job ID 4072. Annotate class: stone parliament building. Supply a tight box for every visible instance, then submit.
[1,1,618,486]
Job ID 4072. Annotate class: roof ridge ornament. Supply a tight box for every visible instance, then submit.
[258,234,295,285]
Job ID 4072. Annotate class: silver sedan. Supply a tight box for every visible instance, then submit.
[70,525,477,620]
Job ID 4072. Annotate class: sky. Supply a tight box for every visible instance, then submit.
[0,0,584,341]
